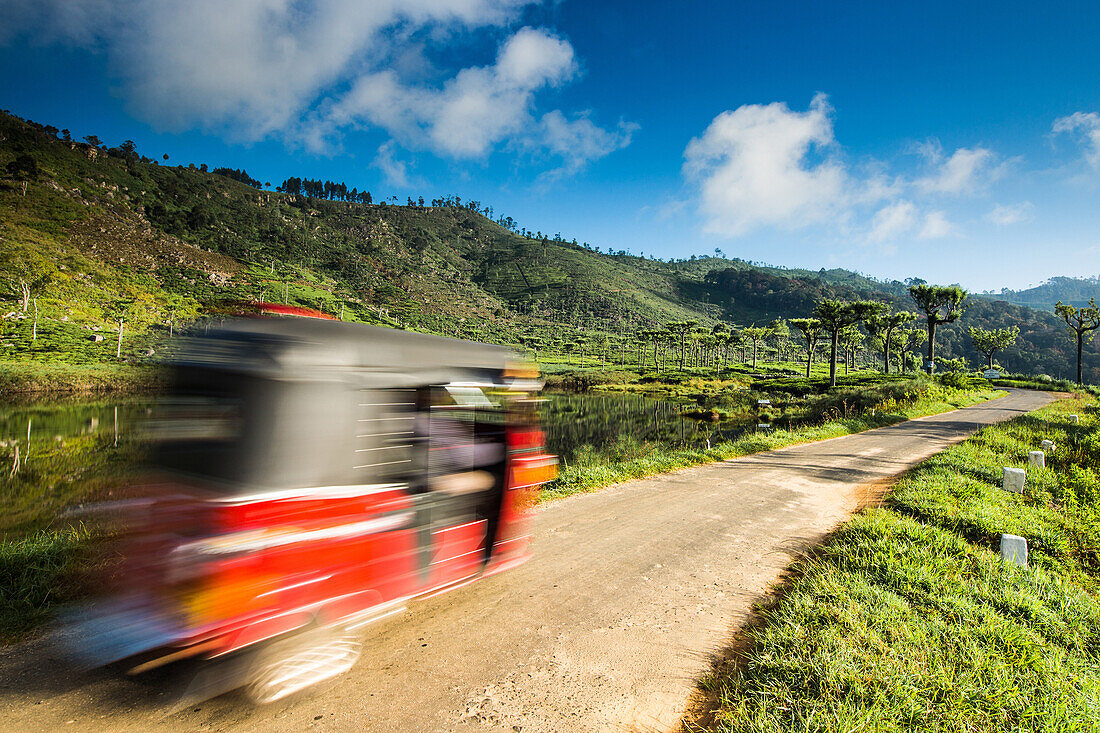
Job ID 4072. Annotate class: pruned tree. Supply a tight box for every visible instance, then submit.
[667,320,698,370]
[636,329,656,369]
[689,326,708,368]
[812,299,885,386]
[575,335,590,368]
[838,325,865,375]
[908,284,968,373]
[790,317,823,378]
[655,330,672,371]
[560,340,576,364]
[895,327,928,373]
[1055,299,1100,384]
[518,335,542,363]
[711,323,731,374]
[866,310,917,374]
[968,325,1019,371]
[741,326,769,370]
[592,333,609,366]
[769,319,792,363]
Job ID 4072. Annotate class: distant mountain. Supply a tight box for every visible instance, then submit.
[0,109,1096,382]
[978,276,1100,312]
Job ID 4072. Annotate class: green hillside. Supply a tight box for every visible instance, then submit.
[979,276,1100,311]
[0,109,1096,383]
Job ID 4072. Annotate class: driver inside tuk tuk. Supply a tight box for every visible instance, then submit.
[414,385,504,496]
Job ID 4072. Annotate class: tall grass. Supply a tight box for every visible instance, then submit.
[0,526,88,640]
[694,396,1100,732]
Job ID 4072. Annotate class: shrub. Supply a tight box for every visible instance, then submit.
[936,371,981,389]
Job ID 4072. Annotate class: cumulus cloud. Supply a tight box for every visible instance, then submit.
[1053,112,1100,168]
[3,1,631,176]
[916,144,999,194]
[682,96,1017,244]
[986,202,1034,226]
[918,211,954,239]
[372,140,416,188]
[535,111,637,178]
[865,202,953,242]
[5,0,529,138]
[683,93,849,236]
[332,27,576,159]
[867,200,917,242]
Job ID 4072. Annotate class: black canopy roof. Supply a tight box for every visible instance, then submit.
[172,317,516,384]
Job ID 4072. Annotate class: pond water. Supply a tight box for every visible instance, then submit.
[0,400,150,536]
[0,391,776,537]
[540,391,771,464]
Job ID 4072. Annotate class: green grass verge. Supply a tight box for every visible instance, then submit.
[0,360,165,399]
[0,526,89,640]
[541,385,1005,500]
[694,395,1100,732]
[991,372,1100,396]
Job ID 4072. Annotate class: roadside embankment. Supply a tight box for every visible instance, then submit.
[0,361,165,400]
[690,393,1100,732]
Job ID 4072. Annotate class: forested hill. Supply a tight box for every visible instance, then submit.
[0,109,1096,382]
[978,276,1100,311]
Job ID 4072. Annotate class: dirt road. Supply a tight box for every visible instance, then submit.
[1,389,1054,732]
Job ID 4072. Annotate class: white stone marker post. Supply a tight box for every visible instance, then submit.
[1000,534,1028,567]
[1040,439,1055,451]
[1069,415,1080,424]
[1002,467,1026,493]
[1029,451,1045,468]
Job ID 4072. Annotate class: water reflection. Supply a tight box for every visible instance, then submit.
[0,401,148,536]
[539,391,776,464]
[1,391,783,537]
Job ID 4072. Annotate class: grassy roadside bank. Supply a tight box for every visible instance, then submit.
[0,527,91,640]
[542,383,1006,501]
[690,394,1100,732]
[0,361,165,400]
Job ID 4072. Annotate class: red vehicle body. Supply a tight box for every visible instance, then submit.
[69,318,556,703]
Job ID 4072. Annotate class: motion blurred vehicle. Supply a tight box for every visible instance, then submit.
[67,314,556,703]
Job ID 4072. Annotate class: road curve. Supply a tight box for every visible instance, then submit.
[1,389,1055,732]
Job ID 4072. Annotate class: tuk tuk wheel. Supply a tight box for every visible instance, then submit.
[244,624,363,705]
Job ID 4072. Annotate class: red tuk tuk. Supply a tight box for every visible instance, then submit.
[67,317,556,703]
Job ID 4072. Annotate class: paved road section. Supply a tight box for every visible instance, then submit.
[1,389,1054,732]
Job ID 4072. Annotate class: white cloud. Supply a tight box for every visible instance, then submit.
[4,1,631,177]
[916,145,999,195]
[1053,111,1100,168]
[683,93,850,236]
[5,0,530,139]
[918,211,954,239]
[985,202,1033,226]
[427,28,575,157]
[535,111,637,178]
[328,27,633,170]
[372,140,416,188]
[682,96,1020,243]
[868,200,917,242]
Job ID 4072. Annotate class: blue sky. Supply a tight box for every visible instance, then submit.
[2,0,1099,291]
